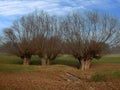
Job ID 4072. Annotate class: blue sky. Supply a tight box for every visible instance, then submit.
[0,0,120,33]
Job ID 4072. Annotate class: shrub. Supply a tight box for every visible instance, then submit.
[91,73,106,82]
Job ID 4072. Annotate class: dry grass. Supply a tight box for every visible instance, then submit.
[0,64,120,90]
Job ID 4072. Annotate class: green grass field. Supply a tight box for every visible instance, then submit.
[0,64,40,73]
[56,54,120,65]
[92,54,120,64]
[0,54,120,65]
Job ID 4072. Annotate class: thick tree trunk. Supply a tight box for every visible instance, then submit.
[23,57,30,65]
[41,58,46,65]
[47,59,51,65]
[81,59,85,71]
[85,59,91,70]
[80,59,92,71]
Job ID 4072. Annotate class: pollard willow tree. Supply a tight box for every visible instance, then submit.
[4,11,61,65]
[4,14,36,65]
[45,35,61,65]
[33,11,61,65]
[60,11,120,70]
[43,16,61,65]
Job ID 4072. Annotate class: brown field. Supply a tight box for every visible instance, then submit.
[0,63,120,90]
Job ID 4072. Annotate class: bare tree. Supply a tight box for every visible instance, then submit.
[45,35,61,65]
[33,11,61,65]
[3,14,36,65]
[61,11,120,70]
[44,16,61,65]
[3,10,61,66]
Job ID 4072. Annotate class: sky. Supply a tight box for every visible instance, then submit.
[0,0,120,33]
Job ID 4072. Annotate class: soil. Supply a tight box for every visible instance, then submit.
[0,63,120,90]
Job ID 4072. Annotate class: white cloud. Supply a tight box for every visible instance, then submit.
[0,0,87,16]
[0,0,119,16]
[0,1,44,15]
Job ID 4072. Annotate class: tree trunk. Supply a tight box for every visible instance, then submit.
[81,59,85,71]
[85,59,91,70]
[23,57,30,65]
[80,59,92,71]
[47,59,51,65]
[41,58,46,65]
[77,60,81,69]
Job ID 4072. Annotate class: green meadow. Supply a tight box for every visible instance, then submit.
[0,54,120,65]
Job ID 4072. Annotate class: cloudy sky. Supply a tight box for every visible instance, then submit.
[0,0,120,32]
